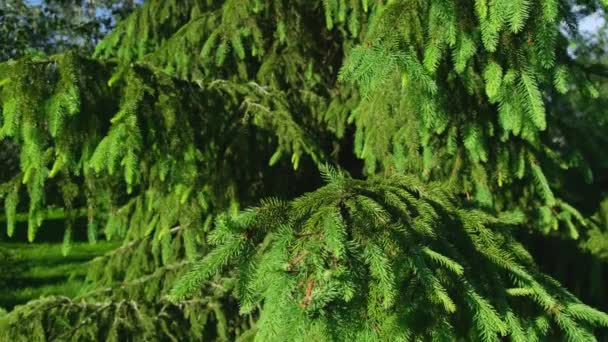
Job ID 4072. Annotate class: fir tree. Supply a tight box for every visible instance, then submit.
[0,0,138,313]
[1,0,607,341]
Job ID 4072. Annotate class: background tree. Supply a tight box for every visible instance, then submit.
[0,0,607,341]
[0,0,136,311]
[0,0,137,59]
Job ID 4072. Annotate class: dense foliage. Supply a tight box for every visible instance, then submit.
[0,0,136,312]
[0,0,607,341]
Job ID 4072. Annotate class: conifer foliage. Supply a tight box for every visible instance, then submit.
[1,0,608,341]
[171,167,608,341]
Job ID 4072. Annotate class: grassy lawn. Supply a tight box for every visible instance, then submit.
[0,241,117,309]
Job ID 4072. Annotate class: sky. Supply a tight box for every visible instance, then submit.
[580,11,606,34]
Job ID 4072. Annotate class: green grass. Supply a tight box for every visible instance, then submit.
[0,241,117,310]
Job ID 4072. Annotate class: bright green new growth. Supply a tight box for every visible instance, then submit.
[171,168,608,341]
[337,0,603,238]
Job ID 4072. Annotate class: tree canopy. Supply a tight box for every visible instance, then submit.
[1,0,608,341]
